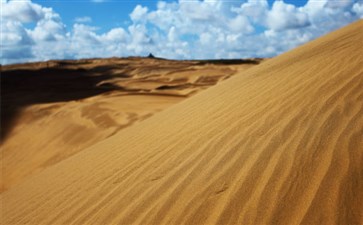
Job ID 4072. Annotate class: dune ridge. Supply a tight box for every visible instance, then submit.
[2,20,363,224]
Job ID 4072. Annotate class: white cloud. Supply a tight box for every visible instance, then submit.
[74,16,92,23]
[325,0,354,9]
[1,0,362,65]
[229,15,254,33]
[232,0,268,27]
[1,0,44,23]
[101,28,128,43]
[267,1,310,31]
[353,2,363,18]
[30,18,66,42]
[1,20,34,63]
[167,26,178,42]
[130,5,148,22]
[72,24,100,45]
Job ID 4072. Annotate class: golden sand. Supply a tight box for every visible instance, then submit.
[1,20,362,225]
[1,58,259,192]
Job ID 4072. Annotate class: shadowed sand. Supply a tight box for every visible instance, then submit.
[1,20,363,225]
[1,58,260,192]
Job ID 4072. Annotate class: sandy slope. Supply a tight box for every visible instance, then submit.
[2,20,363,225]
[0,58,259,192]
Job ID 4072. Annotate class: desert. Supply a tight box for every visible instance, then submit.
[1,57,261,192]
[1,17,362,225]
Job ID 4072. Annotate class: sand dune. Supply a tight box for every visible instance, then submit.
[2,20,363,225]
[0,58,259,192]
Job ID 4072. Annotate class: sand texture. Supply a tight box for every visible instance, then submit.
[1,58,259,192]
[1,20,363,225]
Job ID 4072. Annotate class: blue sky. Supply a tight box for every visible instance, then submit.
[31,0,141,32]
[28,0,309,34]
[1,0,363,64]
[31,0,308,32]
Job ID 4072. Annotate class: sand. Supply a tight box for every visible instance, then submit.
[1,20,363,225]
[1,58,260,192]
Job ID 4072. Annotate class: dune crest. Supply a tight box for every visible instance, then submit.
[2,20,363,224]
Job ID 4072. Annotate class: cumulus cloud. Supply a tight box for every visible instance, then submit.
[2,0,44,22]
[101,28,129,43]
[232,0,268,24]
[1,0,362,64]
[1,0,71,63]
[267,1,310,31]
[353,2,363,18]
[1,20,34,62]
[130,5,148,22]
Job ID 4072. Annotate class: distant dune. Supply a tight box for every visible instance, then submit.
[1,20,363,225]
[0,57,260,192]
